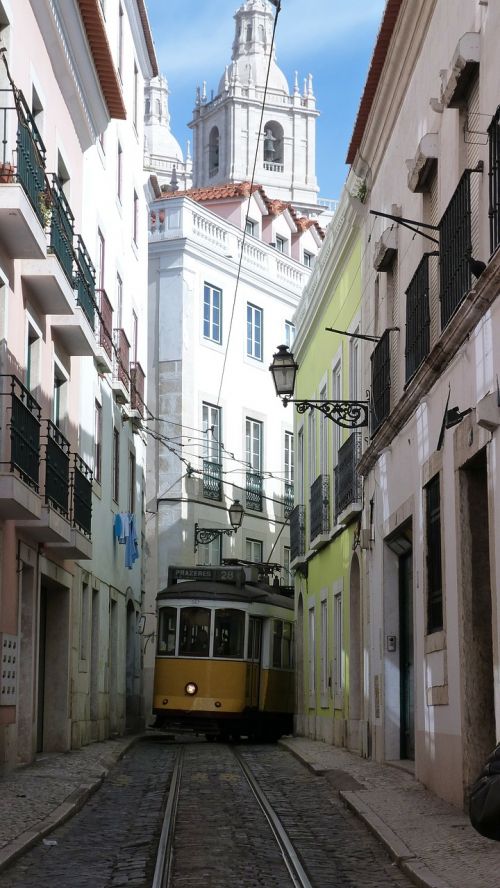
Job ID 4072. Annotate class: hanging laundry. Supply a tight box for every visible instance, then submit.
[125,513,139,569]
[113,512,130,544]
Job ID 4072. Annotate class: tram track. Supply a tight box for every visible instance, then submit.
[152,742,313,888]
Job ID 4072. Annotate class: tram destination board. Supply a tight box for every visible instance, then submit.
[168,565,246,586]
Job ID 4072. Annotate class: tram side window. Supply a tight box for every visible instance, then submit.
[158,607,177,655]
[214,608,245,657]
[248,616,262,661]
[272,620,293,668]
[179,607,211,656]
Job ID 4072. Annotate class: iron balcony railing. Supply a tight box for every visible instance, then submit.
[44,420,70,516]
[290,504,305,561]
[439,170,472,329]
[371,329,391,435]
[74,235,96,328]
[334,431,362,523]
[130,362,145,417]
[202,459,222,500]
[0,375,41,490]
[405,253,431,382]
[488,107,500,255]
[310,474,329,542]
[284,480,294,518]
[0,89,47,226]
[48,175,75,285]
[113,328,130,391]
[246,471,263,512]
[71,454,92,537]
[97,288,113,359]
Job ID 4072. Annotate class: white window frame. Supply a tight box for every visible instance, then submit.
[202,402,221,464]
[319,383,328,477]
[203,283,222,344]
[297,425,304,505]
[332,358,342,466]
[284,320,295,348]
[303,250,314,268]
[308,408,316,486]
[349,326,360,402]
[276,235,287,254]
[320,592,329,706]
[25,312,42,394]
[308,602,315,706]
[333,579,344,708]
[246,538,263,563]
[196,536,222,566]
[245,417,262,472]
[247,302,263,360]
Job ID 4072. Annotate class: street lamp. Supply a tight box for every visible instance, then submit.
[269,344,370,429]
[194,498,244,552]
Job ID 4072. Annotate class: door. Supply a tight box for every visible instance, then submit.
[399,551,414,760]
[36,584,48,752]
[246,616,262,708]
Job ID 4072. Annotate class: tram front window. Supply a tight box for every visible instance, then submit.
[179,607,211,656]
[214,608,245,658]
[157,606,177,655]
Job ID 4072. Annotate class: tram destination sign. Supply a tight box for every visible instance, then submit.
[168,566,245,586]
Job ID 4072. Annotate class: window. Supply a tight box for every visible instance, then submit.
[203,283,222,343]
[118,3,124,79]
[245,218,256,236]
[246,538,262,563]
[332,361,342,464]
[53,361,67,429]
[284,320,295,348]
[349,333,360,401]
[297,427,304,505]
[112,428,119,503]
[26,321,40,393]
[263,120,284,166]
[284,431,294,484]
[426,474,443,633]
[273,620,293,668]
[248,617,262,661]
[196,536,221,566]
[116,273,123,327]
[275,235,287,254]
[214,609,245,658]
[133,190,139,244]
[97,229,105,291]
[209,126,219,176]
[31,84,43,130]
[94,400,102,483]
[202,402,221,464]
[247,303,263,360]
[80,582,89,660]
[129,452,135,513]
[319,384,328,477]
[179,607,211,656]
[333,592,343,691]
[245,417,262,472]
[117,141,122,202]
[133,62,138,130]
[57,151,70,197]
[283,547,292,586]
[308,607,315,697]
[157,606,177,655]
[320,599,328,696]
[132,310,138,364]
[308,409,316,484]
[303,250,314,268]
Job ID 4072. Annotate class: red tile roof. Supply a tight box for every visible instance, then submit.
[77,0,126,119]
[136,0,159,77]
[346,0,403,165]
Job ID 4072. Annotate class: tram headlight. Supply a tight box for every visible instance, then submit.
[185,682,198,696]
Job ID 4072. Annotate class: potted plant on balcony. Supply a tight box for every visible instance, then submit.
[0,162,14,183]
[38,187,53,229]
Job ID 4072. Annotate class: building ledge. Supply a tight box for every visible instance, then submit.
[309,531,330,551]
[373,226,398,271]
[45,527,92,560]
[0,185,46,260]
[17,504,71,542]
[406,133,439,193]
[440,32,480,109]
[336,501,362,527]
[0,474,41,520]
[21,256,75,315]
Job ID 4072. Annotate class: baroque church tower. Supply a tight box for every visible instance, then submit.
[144,74,193,191]
[188,0,320,214]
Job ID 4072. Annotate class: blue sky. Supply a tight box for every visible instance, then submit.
[146,0,385,200]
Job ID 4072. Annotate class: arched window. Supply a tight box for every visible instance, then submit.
[155,98,161,117]
[263,120,284,169]
[246,23,252,42]
[209,126,220,176]
[259,24,265,45]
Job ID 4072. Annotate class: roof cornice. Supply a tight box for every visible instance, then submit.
[77,0,126,119]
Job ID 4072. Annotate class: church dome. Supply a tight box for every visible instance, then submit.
[145,75,184,163]
[218,0,289,96]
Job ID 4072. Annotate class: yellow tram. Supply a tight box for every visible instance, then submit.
[152,565,295,740]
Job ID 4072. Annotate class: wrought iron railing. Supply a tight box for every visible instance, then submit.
[130,362,145,416]
[202,459,222,500]
[96,288,113,359]
[310,474,329,542]
[44,420,70,516]
[334,431,362,523]
[113,328,130,391]
[290,504,305,561]
[0,375,41,490]
[74,235,96,328]
[71,454,92,536]
[246,471,263,512]
[0,89,47,226]
[405,254,431,382]
[371,330,391,435]
[284,480,294,518]
[48,175,75,285]
[488,107,500,255]
[439,170,472,329]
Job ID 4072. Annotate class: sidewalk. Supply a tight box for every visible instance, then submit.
[0,734,138,874]
[280,736,499,888]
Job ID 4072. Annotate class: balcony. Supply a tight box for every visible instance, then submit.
[371,330,391,435]
[284,480,294,518]
[290,504,306,566]
[16,420,71,542]
[439,170,473,329]
[405,254,431,383]
[0,90,47,259]
[0,376,42,520]
[309,474,330,548]
[95,288,113,373]
[50,236,99,357]
[334,432,362,525]
[45,454,92,559]
[246,471,263,512]
[112,328,130,403]
[130,362,145,425]
[488,109,500,255]
[202,459,222,500]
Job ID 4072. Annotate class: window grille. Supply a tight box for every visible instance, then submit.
[405,254,431,382]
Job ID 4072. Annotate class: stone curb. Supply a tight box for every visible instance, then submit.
[0,734,141,874]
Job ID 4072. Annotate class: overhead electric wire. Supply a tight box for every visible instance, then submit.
[215,0,282,408]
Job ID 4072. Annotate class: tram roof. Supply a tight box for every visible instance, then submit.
[156,580,294,612]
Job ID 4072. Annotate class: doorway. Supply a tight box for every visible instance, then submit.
[385,522,414,762]
[399,550,414,760]
[37,577,70,752]
[348,554,362,751]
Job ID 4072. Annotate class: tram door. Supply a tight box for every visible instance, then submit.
[246,617,262,709]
